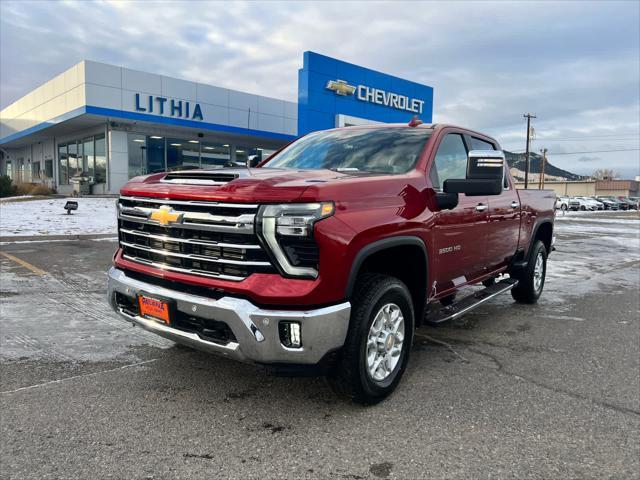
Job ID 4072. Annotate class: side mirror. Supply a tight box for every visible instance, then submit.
[444,150,505,197]
[247,154,261,168]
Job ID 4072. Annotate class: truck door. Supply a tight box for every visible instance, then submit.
[429,133,488,295]
[469,136,521,272]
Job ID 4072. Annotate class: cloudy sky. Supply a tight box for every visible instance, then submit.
[1,0,639,178]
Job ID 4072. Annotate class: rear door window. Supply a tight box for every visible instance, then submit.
[470,137,495,151]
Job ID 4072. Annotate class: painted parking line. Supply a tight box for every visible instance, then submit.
[0,250,47,276]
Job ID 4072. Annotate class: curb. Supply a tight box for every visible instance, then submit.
[0,233,118,242]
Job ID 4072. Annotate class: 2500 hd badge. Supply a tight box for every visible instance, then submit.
[108,120,555,404]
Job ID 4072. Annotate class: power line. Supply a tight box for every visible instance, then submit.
[535,137,640,142]
[536,133,640,140]
[546,148,640,155]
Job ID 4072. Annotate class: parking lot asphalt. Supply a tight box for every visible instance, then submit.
[1,211,639,479]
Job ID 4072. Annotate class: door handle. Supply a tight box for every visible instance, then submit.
[511,201,519,209]
[475,204,488,212]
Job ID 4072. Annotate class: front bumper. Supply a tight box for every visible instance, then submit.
[107,267,351,365]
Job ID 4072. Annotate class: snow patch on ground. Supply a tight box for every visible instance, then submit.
[0,198,117,236]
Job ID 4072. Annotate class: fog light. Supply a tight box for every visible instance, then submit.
[279,321,302,348]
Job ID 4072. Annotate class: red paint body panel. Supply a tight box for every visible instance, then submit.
[114,123,555,308]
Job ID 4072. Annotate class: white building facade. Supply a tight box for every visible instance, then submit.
[0,60,297,194]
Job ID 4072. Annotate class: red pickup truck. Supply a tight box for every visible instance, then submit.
[108,122,555,403]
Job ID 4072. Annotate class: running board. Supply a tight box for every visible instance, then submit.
[427,278,519,324]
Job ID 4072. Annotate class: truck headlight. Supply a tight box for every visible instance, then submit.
[257,202,334,278]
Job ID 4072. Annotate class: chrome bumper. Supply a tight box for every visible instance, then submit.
[107,267,351,365]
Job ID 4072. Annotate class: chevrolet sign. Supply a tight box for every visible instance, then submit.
[326,79,425,114]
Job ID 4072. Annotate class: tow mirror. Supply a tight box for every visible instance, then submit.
[443,150,504,197]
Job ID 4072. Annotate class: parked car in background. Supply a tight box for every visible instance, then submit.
[598,196,628,210]
[629,197,640,209]
[595,197,619,210]
[589,197,605,210]
[617,197,637,210]
[569,197,588,211]
[555,196,569,211]
[570,196,599,211]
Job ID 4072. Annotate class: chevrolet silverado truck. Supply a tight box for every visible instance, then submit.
[107,121,556,404]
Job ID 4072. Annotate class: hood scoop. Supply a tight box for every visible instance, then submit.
[161,170,240,185]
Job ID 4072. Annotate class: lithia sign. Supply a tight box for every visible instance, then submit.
[134,93,204,121]
[326,79,425,114]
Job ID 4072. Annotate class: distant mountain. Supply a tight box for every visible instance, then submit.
[504,150,586,182]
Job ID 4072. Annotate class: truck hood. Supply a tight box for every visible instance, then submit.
[120,168,377,203]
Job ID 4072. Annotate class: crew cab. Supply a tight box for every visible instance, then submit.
[108,122,555,404]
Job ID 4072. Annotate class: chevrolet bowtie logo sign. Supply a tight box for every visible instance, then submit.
[326,79,356,96]
[149,205,183,226]
[326,78,426,114]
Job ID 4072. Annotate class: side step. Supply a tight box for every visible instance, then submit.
[427,278,519,324]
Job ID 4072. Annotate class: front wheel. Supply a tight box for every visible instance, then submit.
[328,274,414,404]
[561,204,568,211]
[511,240,547,304]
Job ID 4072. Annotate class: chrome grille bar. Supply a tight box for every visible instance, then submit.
[122,254,246,282]
[119,228,261,250]
[119,195,259,209]
[120,241,271,266]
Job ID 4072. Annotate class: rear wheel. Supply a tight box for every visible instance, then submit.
[328,274,414,404]
[511,240,547,304]
[561,204,568,211]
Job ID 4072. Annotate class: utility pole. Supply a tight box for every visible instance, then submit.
[539,148,547,189]
[523,113,536,189]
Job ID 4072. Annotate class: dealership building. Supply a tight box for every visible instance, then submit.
[0,52,434,195]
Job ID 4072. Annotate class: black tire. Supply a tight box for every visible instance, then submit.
[511,240,547,304]
[580,205,586,211]
[328,273,414,405]
[561,204,567,211]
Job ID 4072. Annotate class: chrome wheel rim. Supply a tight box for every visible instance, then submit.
[533,252,544,293]
[366,303,405,382]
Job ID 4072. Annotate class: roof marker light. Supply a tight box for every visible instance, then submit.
[408,116,423,127]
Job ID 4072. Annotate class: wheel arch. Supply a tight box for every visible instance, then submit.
[345,236,429,322]
[530,220,554,256]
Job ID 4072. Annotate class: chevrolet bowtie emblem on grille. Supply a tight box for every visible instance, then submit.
[149,205,183,226]
[326,79,356,96]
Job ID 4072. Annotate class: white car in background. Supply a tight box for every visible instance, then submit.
[555,196,570,211]
[570,196,602,211]
[584,197,604,210]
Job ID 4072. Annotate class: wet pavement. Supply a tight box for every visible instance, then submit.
[1,211,639,479]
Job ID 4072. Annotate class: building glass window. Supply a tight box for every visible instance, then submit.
[95,135,106,184]
[58,144,68,184]
[146,136,165,174]
[83,137,94,178]
[128,134,147,177]
[32,161,41,180]
[201,142,230,169]
[6,160,12,179]
[182,140,201,169]
[44,159,54,179]
[67,141,79,178]
[167,138,200,171]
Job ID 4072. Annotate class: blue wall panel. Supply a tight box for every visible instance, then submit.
[298,52,434,135]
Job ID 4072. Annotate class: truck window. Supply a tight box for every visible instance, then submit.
[429,134,467,190]
[264,128,431,174]
[470,137,495,151]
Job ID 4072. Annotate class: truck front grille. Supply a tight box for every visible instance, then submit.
[117,196,275,281]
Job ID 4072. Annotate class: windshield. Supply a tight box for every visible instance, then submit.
[263,128,431,174]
